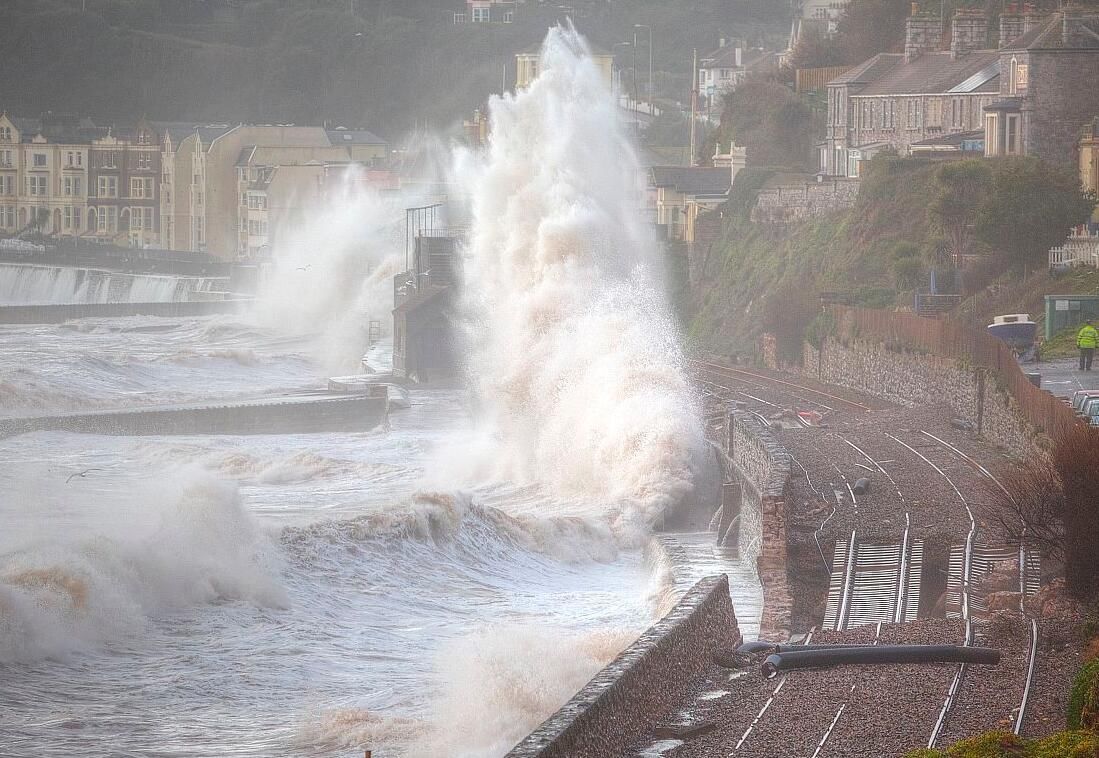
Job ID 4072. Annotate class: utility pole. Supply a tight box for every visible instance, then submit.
[634,24,653,111]
[689,48,698,166]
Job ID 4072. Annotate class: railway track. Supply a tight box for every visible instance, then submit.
[691,360,874,414]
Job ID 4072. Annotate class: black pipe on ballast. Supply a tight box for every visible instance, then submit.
[761,645,1001,679]
[737,642,908,655]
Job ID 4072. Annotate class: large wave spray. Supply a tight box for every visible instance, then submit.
[452,26,707,534]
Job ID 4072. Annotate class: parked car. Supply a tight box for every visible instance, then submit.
[1071,390,1099,412]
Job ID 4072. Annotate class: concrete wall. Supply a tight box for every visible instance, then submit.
[506,574,741,758]
[804,336,1036,455]
[0,299,246,324]
[751,179,859,225]
[724,410,794,642]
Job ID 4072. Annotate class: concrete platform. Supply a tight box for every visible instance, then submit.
[0,300,251,324]
[0,392,388,438]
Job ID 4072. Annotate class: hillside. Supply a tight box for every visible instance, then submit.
[0,0,788,137]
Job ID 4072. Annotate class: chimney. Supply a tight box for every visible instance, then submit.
[1062,10,1099,48]
[951,8,988,58]
[1023,4,1046,34]
[905,5,942,63]
[999,4,1025,48]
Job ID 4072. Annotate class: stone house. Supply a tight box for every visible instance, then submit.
[983,10,1099,169]
[823,8,1014,177]
[87,119,161,248]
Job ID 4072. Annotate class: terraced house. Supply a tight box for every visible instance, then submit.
[823,6,1099,178]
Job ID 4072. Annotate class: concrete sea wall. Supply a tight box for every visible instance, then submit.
[723,410,794,642]
[0,299,249,324]
[506,574,740,758]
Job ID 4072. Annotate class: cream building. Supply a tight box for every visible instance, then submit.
[156,124,387,259]
[0,113,91,238]
[516,44,614,90]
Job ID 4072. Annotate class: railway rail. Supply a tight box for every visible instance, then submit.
[691,360,874,414]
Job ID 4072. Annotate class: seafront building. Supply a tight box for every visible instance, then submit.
[0,113,388,259]
[822,7,1099,177]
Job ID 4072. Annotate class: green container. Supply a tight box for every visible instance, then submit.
[1045,295,1099,340]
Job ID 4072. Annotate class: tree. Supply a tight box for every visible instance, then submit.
[720,75,821,171]
[975,157,1096,271]
[834,0,911,64]
[787,27,846,71]
[992,424,1099,600]
[928,159,992,264]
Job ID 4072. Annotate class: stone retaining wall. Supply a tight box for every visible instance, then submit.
[750,179,859,225]
[804,336,1036,456]
[506,575,740,758]
[726,410,794,642]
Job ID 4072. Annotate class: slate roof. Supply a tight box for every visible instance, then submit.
[151,121,237,148]
[326,127,387,146]
[911,130,984,148]
[700,45,777,71]
[1007,11,1099,50]
[649,166,731,195]
[855,50,1001,96]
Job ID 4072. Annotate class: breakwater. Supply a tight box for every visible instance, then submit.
[0,299,250,324]
[506,574,740,758]
[0,393,387,438]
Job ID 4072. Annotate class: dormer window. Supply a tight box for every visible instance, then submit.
[0,126,11,142]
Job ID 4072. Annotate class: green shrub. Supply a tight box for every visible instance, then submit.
[893,257,924,291]
[943,731,1026,757]
[905,750,945,758]
[1069,659,1099,730]
[1027,731,1099,758]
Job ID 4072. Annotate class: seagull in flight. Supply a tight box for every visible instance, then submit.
[296,264,312,271]
[66,468,103,483]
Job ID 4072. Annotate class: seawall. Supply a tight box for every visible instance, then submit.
[0,394,388,438]
[0,299,250,324]
[506,574,740,758]
[721,409,794,642]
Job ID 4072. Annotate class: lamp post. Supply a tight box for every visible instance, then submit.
[634,24,653,111]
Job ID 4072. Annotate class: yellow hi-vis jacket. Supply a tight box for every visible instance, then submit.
[1078,324,1099,349]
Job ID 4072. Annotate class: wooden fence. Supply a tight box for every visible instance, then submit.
[832,306,1079,441]
[795,66,852,93]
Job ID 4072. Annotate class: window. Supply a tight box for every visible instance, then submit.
[65,151,82,167]
[63,176,83,196]
[0,126,11,142]
[0,149,11,167]
[130,177,153,199]
[906,98,922,129]
[1005,113,1021,155]
[0,176,12,196]
[248,194,267,210]
[27,176,47,196]
[248,219,268,235]
[135,153,151,170]
[98,176,118,198]
[33,153,46,168]
[129,207,153,231]
[472,6,489,22]
[950,98,964,128]
[96,205,117,233]
[71,206,80,232]
[63,206,73,230]
[884,99,896,129]
[453,12,466,22]
[0,205,13,227]
[984,113,999,156]
[100,151,118,168]
[503,10,513,22]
